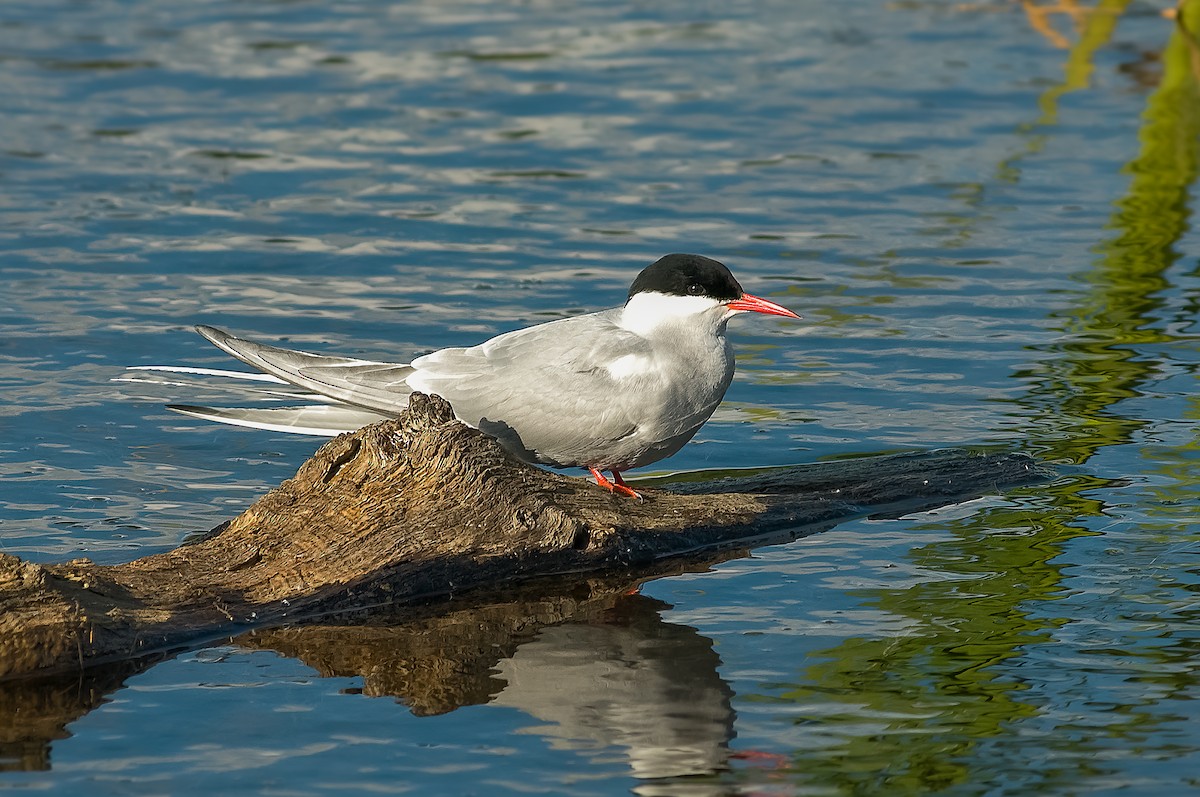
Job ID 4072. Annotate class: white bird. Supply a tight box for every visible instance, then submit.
[125,254,799,498]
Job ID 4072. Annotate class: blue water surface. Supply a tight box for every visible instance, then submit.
[3,0,1200,794]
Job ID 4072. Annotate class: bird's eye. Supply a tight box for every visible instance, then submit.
[686,283,705,295]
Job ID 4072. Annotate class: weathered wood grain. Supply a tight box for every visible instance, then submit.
[0,394,1049,682]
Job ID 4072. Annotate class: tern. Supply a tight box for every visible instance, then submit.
[126,254,799,499]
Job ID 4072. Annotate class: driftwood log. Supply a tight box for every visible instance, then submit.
[0,394,1049,686]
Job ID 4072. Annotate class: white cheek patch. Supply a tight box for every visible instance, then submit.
[618,292,725,336]
[606,354,653,379]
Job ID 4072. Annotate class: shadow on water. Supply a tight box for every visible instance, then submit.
[0,661,157,773]
[739,4,1200,792]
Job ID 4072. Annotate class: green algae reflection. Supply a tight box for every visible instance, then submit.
[750,5,1200,792]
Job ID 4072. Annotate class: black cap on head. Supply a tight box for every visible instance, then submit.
[627,254,743,302]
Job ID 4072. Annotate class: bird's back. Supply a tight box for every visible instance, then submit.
[406,308,735,470]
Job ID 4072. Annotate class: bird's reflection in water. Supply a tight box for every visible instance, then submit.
[240,577,742,792]
[489,594,734,790]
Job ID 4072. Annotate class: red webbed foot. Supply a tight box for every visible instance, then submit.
[588,468,642,500]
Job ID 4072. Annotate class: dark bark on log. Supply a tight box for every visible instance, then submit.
[0,394,1051,687]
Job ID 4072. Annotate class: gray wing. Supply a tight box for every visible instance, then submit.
[195,316,656,467]
[406,310,654,467]
[196,325,416,415]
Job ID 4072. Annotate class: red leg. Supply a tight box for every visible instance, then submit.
[588,467,642,500]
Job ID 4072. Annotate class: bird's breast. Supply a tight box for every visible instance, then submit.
[628,337,734,434]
